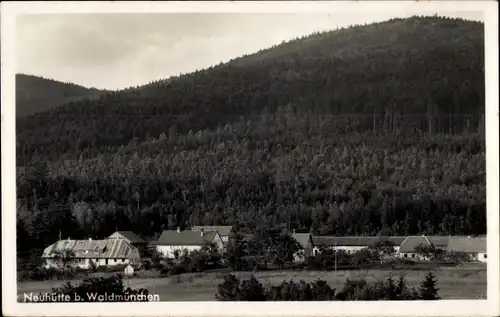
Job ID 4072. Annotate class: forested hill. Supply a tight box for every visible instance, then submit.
[16,16,486,251]
[17,16,484,163]
[15,74,103,117]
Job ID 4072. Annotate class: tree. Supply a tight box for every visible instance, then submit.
[215,274,240,301]
[414,243,436,260]
[419,272,440,300]
[271,234,302,270]
[237,276,267,301]
[384,274,398,300]
[372,239,396,259]
[51,249,77,272]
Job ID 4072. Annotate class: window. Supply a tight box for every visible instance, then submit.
[114,259,117,263]
[105,259,108,265]
[404,254,408,258]
[122,258,126,262]
[411,254,415,258]
[484,254,487,259]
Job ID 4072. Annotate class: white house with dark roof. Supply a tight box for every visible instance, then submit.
[42,238,141,269]
[398,235,452,260]
[155,227,224,259]
[191,225,234,250]
[446,236,487,262]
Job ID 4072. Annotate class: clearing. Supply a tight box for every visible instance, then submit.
[18,265,487,301]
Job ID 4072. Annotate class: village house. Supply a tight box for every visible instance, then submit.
[42,238,141,269]
[398,235,451,260]
[310,236,407,257]
[291,231,313,262]
[191,225,234,251]
[107,231,148,257]
[155,227,224,259]
[446,236,487,263]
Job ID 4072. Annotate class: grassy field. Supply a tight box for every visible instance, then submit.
[18,265,487,301]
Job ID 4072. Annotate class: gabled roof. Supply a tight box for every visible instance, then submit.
[192,226,233,236]
[108,231,146,244]
[156,230,218,246]
[447,237,487,253]
[292,233,312,249]
[402,235,452,252]
[426,236,451,249]
[42,239,140,259]
[399,236,433,253]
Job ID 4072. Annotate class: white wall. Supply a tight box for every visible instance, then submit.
[398,252,430,261]
[156,245,201,259]
[44,257,131,269]
[478,252,487,263]
[312,245,367,255]
[213,234,225,251]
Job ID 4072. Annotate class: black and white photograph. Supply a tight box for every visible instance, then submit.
[1,1,499,316]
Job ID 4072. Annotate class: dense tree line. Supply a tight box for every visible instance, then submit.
[16,108,485,253]
[215,272,440,301]
[16,16,484,163]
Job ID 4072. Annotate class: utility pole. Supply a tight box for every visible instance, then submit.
[334,242,337,273]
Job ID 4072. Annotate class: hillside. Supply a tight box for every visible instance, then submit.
[16,16,484,163]
[15,16,486,252]
[15,74,103,117]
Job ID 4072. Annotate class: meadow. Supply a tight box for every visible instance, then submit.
[18,265,487,301]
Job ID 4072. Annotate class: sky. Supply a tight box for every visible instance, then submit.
[16,11,484,91]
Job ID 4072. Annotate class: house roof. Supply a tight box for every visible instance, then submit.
[108,231,146,244]
[42,239,140,259]
[447,237,487,253]
[192,226,233,236]
[399,236,432,253]
[398,235,451,253]
[378,236,407,245]
[292,233,312,249]
[426,236,451,249]
[311,236,405,247]
[156,230,218,246]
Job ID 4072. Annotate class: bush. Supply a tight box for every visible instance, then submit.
[238,276,268,301]
[215,272,439,301]
[215,274,240,301]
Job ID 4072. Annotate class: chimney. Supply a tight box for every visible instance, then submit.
[89,237,92,241]
[200,228,204,237]
[67,237,71,240]
[177,227,181,233]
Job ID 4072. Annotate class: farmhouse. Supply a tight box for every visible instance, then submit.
[398,235,451,260]
[42,238,141,269]
[155,227,224,259]
[107,231,148,256]
[311,236,373,255]
[291,231,313,262]
[191,225,234,251]
[446,236,487,262]
[311,236,407,257]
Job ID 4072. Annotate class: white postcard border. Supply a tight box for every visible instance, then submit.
[2,1,499,317]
